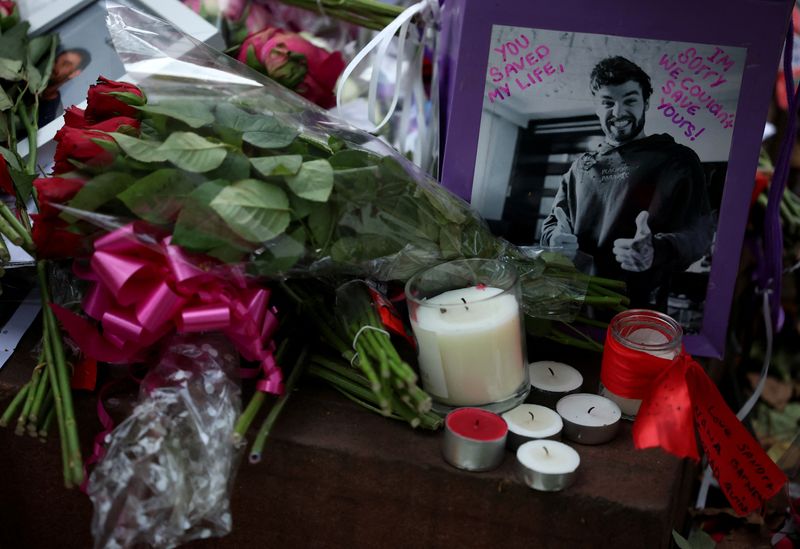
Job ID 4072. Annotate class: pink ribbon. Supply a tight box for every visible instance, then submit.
[52,223,284,395]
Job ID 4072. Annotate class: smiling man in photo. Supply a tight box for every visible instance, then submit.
[540,56,713,308]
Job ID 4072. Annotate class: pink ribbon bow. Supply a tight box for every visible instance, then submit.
[52,223,284,395]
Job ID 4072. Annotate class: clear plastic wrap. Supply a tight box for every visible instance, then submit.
[88,332,242,549]
[38,1,623,368]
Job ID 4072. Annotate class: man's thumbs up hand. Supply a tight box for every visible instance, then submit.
[550,206,578,252]
[613,210,654,272]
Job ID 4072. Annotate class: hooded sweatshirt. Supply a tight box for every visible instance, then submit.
[540,133,713,307]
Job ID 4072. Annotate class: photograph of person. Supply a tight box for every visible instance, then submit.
[470,26,745,331]
[34,0,126,128]
[539,56,713,310]
[38,47,92,126]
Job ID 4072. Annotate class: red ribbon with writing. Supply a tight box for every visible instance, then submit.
[52,223,284,395]
[601,327,786,516]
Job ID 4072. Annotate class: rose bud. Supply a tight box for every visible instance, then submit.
[0,1,18,29]
[31,214,85,259]
[238,27,345,109]
[33,177,86,218]
[52,126,116,174]
[85,76,146,122]
[63,106,87,128]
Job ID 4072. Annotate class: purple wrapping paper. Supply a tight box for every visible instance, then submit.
[438,0,794,357]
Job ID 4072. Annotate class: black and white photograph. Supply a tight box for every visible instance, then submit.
[471,25,746,332]
[35,0,125,127]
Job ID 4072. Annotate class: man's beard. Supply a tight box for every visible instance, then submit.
[604,114,645,144]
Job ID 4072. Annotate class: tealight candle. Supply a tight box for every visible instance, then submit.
[527,361,583,408]
[556,393,622,445]
[502,404,563,450]
[516,440,580,491]
[442,408,508,471]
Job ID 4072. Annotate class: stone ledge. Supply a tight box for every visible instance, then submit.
[0,325,695,548]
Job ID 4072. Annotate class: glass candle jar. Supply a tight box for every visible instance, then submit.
[405,258,529,415]
[599,309,682,418]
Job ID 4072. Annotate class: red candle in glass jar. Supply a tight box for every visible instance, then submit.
[442,408,508,471]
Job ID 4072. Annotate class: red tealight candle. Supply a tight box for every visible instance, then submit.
[442,408,508,471]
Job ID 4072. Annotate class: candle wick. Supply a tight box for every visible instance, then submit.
[543,446,550,457]
[528,411,535,422]
[460,297,469,311]
[548,367,555,376]
[440,307,447,314]
[587,406,595,414]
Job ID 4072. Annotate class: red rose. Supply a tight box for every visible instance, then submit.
[53,127,116,174]
[85,116,141,133]
[31,214,85,259]
[85,76,146,123]
[0,1,16,25]
[64,106,87,128]
[0,155,13,196]
[238,28,345,108]
[34,177,86,218]
[751,170,770,206]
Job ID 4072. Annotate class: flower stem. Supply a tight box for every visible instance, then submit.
[27,362,49,424]
[38,261,84,486]
[39,405,56,441]
[0,234,9,262]
[249,345,309,464]
[0,382,30,428]
[0,202,34,251]
[19,99,38,175]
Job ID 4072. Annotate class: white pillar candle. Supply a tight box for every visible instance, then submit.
[410,286,526,407]
[556,393,622,445]
[516,440,580,491]
[502,404,563,449]
[528,361,583,408]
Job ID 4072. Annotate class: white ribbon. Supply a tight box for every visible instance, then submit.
[335,0,439,171]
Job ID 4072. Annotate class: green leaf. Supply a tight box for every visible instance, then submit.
[286,159,333,202]
[254,227,306,274]
[90,138,121,155]
[207,149,251,181]
[0,145,22,171]
[110,132,168,163]
[117,169,195,224]
[671,529,716,549]
[251,155,303,177]
[107,91,146,106]
[172,180,253,254]
[0,22,28,62]
[27,35,52,65]
[9,168,34,203]
[157,131,227,173]
[243,127,298,149]
[215,103,298,148]
[0,58,23,80]
[138,101,214,129]
[65,172,136,217]
[299,132,334,155]
[307,202,335,248]
[32,35,57,95]
[209,179,290,243]
[329,150,376,169]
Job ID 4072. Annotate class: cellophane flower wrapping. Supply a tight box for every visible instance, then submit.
[94,2,502,281]
[88,333,242,549]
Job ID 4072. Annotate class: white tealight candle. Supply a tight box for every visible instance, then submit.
[502,404,563,450]
[556,393,622,445]
[528,361,583,408]
[410,286,526,407]
[516,440,580,491]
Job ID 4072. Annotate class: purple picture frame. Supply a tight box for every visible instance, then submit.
[438,0,793,358]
